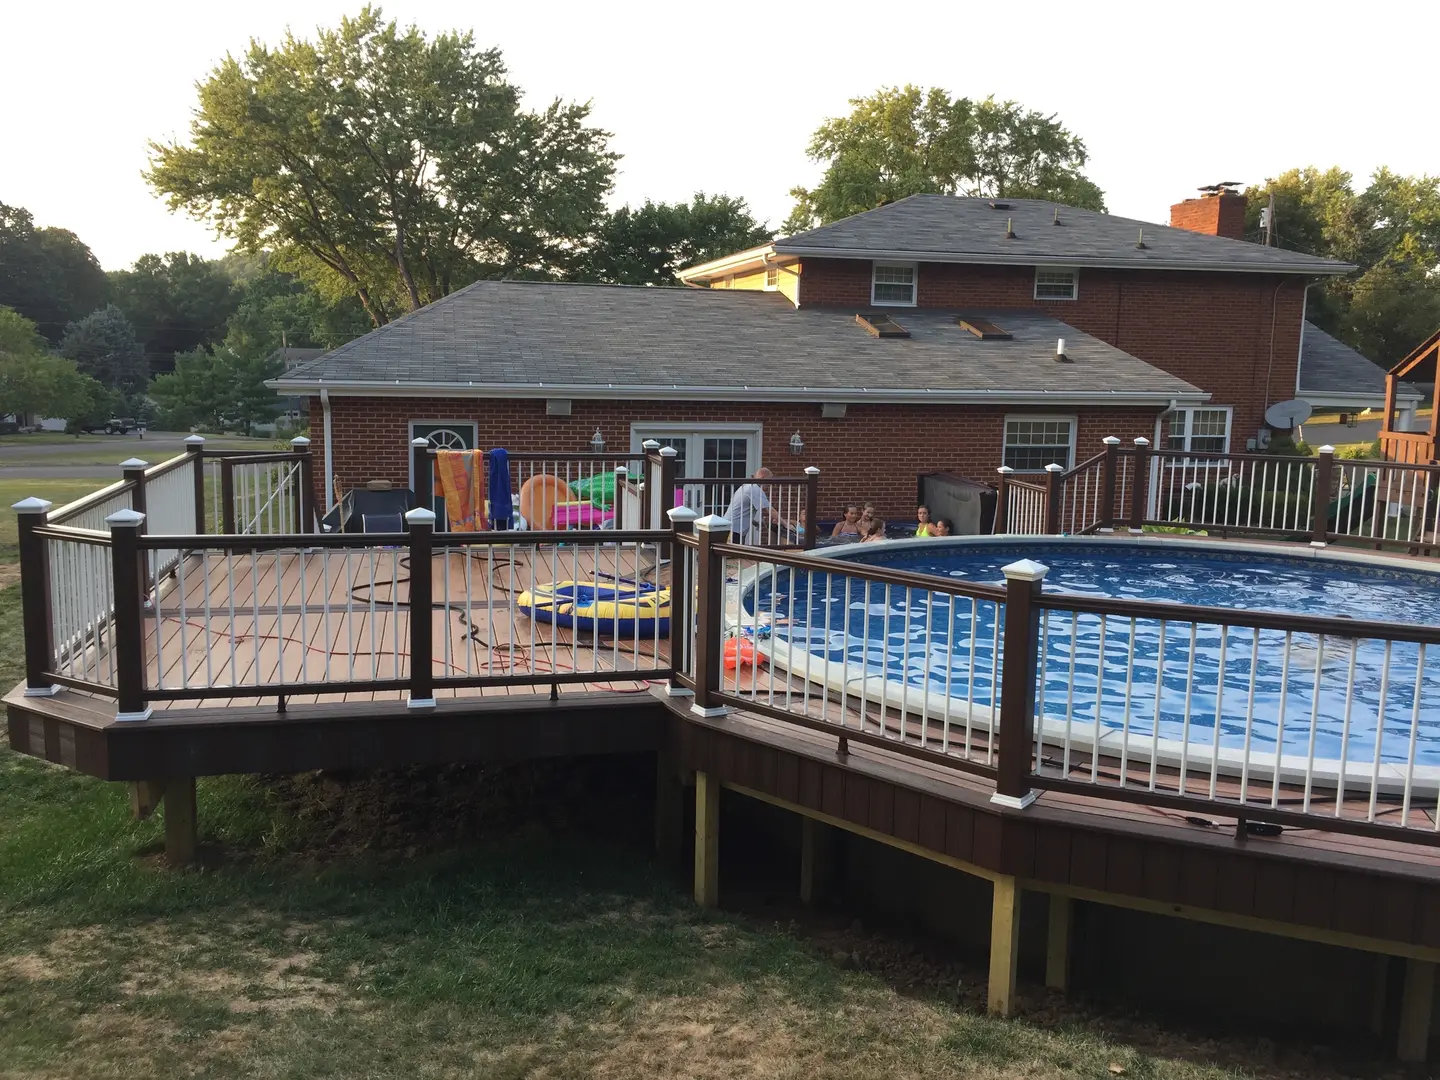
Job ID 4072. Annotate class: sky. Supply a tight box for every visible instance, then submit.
[2,0,1434,271]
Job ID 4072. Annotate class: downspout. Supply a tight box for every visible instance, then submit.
[320,388,334,512]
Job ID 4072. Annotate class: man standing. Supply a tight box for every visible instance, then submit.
[724,467,790,545]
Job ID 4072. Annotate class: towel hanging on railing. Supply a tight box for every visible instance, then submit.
[435,449,488,532]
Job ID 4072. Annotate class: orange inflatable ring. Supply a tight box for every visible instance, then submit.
[518,474,575,531]
[724,637,765,670]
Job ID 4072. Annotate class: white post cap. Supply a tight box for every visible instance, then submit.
[693,514,732,533]
[1134,437,1151,447]
[642,439,661,450]
[996,465,1014,475]
[1044,463,1065,473]
[658,446,678,458]
[291,435,311,447]
[1318,444,1335,455]
[411,437,429,447]
[119,458,149,469]
[1001,558,1050,583]
[12,497,53,514]
[667,505,699,524]
[1103,436,1122,446]
[105,508,146,527]
[804,466,820,476]
[614,465,627,474]
[184,434,205,447]
[404,507,437,525]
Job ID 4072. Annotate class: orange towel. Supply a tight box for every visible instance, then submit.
[435,450,488,532]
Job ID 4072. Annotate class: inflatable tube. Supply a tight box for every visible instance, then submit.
[516,580,671,638]
[518,474,575,531]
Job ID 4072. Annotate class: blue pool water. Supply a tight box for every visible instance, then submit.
[745,541,1440,768]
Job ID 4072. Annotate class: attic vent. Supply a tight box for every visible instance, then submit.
[989,201,1011,210]
[856,313,910,338]
[957,317,1013,340]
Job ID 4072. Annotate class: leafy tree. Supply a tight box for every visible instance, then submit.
[147,7,618,327]
[0,202,109,341]
[579,193,773,285]
[150,345,284,434]
[222,260,371,359]
[1244,167,1440,366]
[0,307,109,425]
[784,87,1104,234]
[108,252,240,373]
[57,305,148,399]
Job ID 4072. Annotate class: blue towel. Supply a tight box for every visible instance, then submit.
[488,448,514,529]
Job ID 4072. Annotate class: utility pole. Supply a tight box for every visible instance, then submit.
[1265,192,1276,246]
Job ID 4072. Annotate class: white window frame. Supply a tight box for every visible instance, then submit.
[1165,406,1233,455]
[1002,414,1078,472]
[629,423,763,478]
[871,261,917,307]
[1034,267,1079,301]
[763,266,779,291]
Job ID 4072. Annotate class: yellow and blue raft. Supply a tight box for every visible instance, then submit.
[516,580,671,638]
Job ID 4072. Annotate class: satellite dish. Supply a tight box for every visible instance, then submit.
[1265,398,1313,429]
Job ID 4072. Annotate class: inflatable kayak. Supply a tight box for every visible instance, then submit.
[516,580,671,637]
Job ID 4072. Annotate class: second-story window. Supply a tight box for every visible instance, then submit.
[764,267,778,290]
[1034,267,1078,300]
[871,262,916,306]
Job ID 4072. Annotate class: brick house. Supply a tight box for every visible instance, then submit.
[271,187,1349,521]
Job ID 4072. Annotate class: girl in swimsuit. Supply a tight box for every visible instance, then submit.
[831,504,863,540]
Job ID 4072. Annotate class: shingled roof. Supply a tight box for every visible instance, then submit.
[270,280,1205,406]
[1299,322,1422,407]
[764,194,1352,276]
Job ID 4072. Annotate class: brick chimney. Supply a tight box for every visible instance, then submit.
[1170,183,1247,241]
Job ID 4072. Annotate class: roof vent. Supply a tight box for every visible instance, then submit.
[856,313,910,339]
[989,200,1011,210]
[1135,228,1147,250]
[1056,337,1073,363]
[1052,205,1063,226]
[1005,217,1016,239]
[957,317,1013,341]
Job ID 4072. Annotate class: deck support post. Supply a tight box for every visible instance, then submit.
[694,770,720,908]
[129,780,164,820]
[988,875,1023,1017]
[1042,463,1065,534]
[799,817,836,905]
[108,509,151,722]
[405,508,437,708]
[1045,894,1072,991]
[1311,445,1335,547]
[185,435,206,533]
[654,754,684,863]
[666,506,698,696]
[803,466,820,550]
[13,498,59,697]
[690,515,731,718]
[1129,438,1150,533]
[1098,436,1121,533]
[992,559,1048,809]
[292,436,314,532]
[163,777,197,866]
[1398,958,1434,1062]
[1371,954,1391,1039]
[993,467,1012,533]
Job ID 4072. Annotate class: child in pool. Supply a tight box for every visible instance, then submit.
[860,518,887,542]
[831,504,863,540]
[914,504,935,537]
[932,517,953,536]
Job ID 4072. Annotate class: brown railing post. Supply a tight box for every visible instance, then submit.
[994,466,1013,533]
[411,438,431,514]
[659,446,679,522]
[992,558,1049,809]
[613,466,628,531]
[1311,444,1335,547]
[292,436,314,533]
[185,435,206,533]
[690,514,731,717]
[121,457,148,525]
[108,508,151,722]
[1129,437,1150,534]
[803,466,820,550]
[220,458,236,534]
[13,497,59,697]
[1099,436,1121,533]
[1043,463,1065,534]
[666,505,698,697]
[405,507,436,708]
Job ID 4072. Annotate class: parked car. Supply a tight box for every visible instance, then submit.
[104,417,137,435]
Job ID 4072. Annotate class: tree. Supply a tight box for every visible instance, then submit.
[578,193,773,286]
[0,307,105,422]
[147,7,618,327]
[221,260,371,359]
[150,345,285,434]
[784,87,1104,234]
[57,305,148,399]
[1244,167,1440,366]
[0,202,109,341]
[108,252,240,373]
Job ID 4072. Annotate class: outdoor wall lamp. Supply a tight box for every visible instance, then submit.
[789,431,805,455]
[589,429,606,453]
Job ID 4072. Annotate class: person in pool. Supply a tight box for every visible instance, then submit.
[860,518,887,543]
[914,504,935,537]
[831,504,863,540]
[859,503,885,534]
[932,517,953,536]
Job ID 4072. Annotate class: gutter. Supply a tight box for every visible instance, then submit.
[769,244,1355,277]
[320,388,334,512]
[269,378,1209,408]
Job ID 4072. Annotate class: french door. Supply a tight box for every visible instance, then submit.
[632,425,761,515]
[410,421,478,526]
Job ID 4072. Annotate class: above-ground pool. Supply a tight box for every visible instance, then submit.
[743,537,1440,783]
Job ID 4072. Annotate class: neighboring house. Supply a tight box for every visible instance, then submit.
[1297,321,1421,425]
[271,185,1351,519]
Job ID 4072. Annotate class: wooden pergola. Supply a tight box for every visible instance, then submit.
[1382,329,1439,464]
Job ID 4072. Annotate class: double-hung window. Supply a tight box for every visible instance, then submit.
[1003,416,1076,472]
[1034,267,1078,300]
[871,262,916,306]
[1166,407,1231,454]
